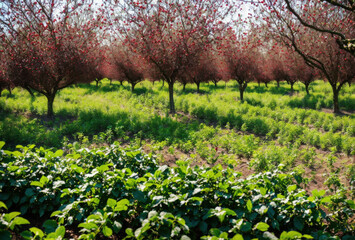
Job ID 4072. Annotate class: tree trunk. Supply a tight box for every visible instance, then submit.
[214,81,217,88]
[0,88,2,97]
[290,82,294,93]
[265,82,268,88]
[277,81,280,88]
[168,81,175,114]
[332,85,340,114]
[46,94,55,118]
[305,83,310,95]
[24,86,34,97]
[162,80,165,87]
[120,81,123,86]
[196,82,200,93]
[95,80,99,87]
[110,79,112,85]
[258,81,260,87]
[183,83,186,91]
[131,83,136,92]
[8,87,12,97]
[239,83,246,102]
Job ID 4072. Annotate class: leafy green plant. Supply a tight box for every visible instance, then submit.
[0,201,30,240]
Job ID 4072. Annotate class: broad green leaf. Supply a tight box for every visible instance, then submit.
[78,222,98,230]
[20,230,33,240]
[125,228,134,237]
[71,165,84,173]
[240,222,252,232]
[107,198,117,208]
[346,200,355,209]
[293,217,304,231]
[51,210,62,217]
[281,231,302,239]
[4,212,21,222]
[115,199,129,211]
[287,185,297,193]
[30,227,44,238]
[12,151,22,157]
[0,201,7,210]
[55,226,65,238]
[302,234,313,239]
[10,217,30,230]
[246,199,253,212]
[40,176,49,185]
[320,196,331,203]
[43,220,58,233]
[30,181,43,188]
[199,221,208,233]
[255,222,269,232]
[102,226,113,237]
[259,187,267,196]
[311,189,325,198]
[7,166,19,172]
[0,141,5,150]
[112,221,122,233]
[54,149,64,157]
[25,188,35,197]
[209,228,222,236]
[232,234,244,240]
[133,190,146,203]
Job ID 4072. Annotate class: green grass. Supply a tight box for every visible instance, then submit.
[0,79,354,238]
[0,79,354,188]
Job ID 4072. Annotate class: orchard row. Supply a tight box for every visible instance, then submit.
[1,0,354,117]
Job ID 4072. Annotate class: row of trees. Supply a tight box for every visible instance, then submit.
[0,0,354,117]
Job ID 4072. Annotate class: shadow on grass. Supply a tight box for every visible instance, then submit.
[0,105,201,150]
[76,83,157,96]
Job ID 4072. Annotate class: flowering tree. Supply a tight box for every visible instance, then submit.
[106,0,235,113]
[283,0,355,56]
[222,29,260,101]
[0,0,102,117]
[107,44,147,92]
[184,51,224,93]
[259,0,355,113]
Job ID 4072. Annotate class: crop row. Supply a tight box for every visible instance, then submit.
[0,142,354,239]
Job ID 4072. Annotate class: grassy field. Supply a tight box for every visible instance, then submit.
[0,79,354,239]
[0,80,354,186]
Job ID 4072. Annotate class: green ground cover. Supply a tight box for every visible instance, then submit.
[0,80,354,239]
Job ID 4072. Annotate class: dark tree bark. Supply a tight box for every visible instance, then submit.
[290,82,295,93]
[332,85,340,114]
[131,82,136,92]
[304,82,310,95]
[238,81,247,101]
[183,83,186,91]
[46,94,56,118]
[24,86,34,97]
[95,79,100,88]
[168,81,175,113]
[196,82,200,93]
[265,82,268,88]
